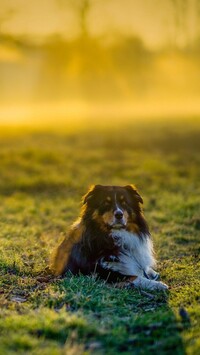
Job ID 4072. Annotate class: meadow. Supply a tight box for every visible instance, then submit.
[0,118,199,354]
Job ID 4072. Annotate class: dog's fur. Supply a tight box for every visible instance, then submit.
[51,185,168,290]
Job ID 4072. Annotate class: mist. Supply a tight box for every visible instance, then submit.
[1,0,200,124]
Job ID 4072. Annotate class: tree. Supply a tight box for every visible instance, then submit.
[58,0,94,38]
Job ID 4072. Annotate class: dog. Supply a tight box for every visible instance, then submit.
[51,185,168,291]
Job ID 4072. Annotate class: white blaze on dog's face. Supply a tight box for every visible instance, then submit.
[82,185,146,234]
[100,196,128,229]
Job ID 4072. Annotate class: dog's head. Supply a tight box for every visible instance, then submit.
[82,185,149,235]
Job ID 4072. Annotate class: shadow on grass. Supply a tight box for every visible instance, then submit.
[26,275,187,354]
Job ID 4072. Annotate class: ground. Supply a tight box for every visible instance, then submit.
[0,118,199,354]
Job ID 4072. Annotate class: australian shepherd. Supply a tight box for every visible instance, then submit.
[51,185,168,291]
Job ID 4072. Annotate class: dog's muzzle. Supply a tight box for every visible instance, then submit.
[112,209,126,229]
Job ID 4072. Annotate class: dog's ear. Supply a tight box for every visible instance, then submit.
[124,184,143,204]
[82,185,102,205]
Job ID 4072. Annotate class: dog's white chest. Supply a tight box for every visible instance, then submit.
[111,229,155,273]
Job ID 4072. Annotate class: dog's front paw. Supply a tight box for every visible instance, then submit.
[153,280,168,291]
[144,269,160,281]
[99,255,119,269]
[132,276,168,291]
[100,255,119,263]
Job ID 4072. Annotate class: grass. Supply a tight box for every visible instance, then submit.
[0,118,200,354]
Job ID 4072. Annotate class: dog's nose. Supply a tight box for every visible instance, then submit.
[114,210,123,219]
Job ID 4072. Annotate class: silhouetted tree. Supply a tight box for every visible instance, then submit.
[58,0,94,38]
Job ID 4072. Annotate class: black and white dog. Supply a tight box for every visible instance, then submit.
[51,185,168,291]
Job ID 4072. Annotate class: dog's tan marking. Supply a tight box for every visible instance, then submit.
[106,196,111,201]
[126,222,140,234]
[123,210,129,225]
[120,195,125,200]
[92,210,99,220]
[102,211,114,225]
[92,210,109,232]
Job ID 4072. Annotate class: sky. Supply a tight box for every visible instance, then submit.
[0,0,198,48]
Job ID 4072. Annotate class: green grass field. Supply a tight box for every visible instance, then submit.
[0,118,200,354]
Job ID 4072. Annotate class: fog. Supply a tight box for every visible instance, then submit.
[1,0,200,124]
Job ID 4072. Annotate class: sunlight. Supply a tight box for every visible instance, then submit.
[1,99,200,128]
[0,0,200,126]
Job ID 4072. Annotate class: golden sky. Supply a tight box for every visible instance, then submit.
[1,0,198,48]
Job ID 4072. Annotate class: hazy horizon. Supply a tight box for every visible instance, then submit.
[1,0,199,48]
[1,0,200,125]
